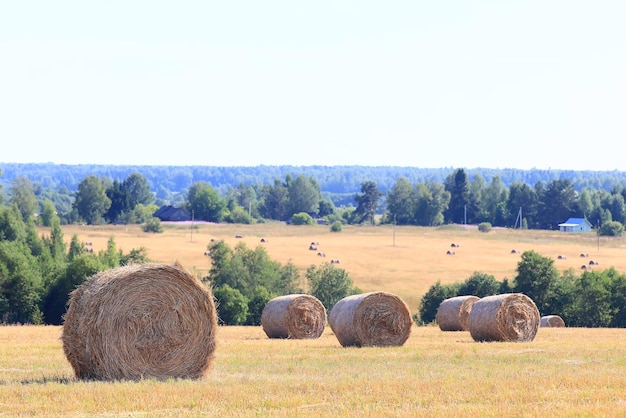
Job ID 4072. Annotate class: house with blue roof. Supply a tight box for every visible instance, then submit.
[558,217,593,232]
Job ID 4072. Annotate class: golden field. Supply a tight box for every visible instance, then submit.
[1,224,626,416]
[1,325,626,416]
[58,222,626,311]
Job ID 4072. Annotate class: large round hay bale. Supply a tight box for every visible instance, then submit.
[436,295,480,331]
[62,263,217,381]
[540,315,566,327]
[468,293,540,342]
[261,294,327,339]
[328,291,412,347]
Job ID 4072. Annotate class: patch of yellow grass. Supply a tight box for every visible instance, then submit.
[2,325,626,416]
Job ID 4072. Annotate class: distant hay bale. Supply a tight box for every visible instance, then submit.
[328,291,412,347]
[468,293,540,342]
[436,295,480,331]
[540,315,566,327]
[62,263,217,381]
[261,294,327,339]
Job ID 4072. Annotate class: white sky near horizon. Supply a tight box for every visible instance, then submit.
[1,1,625,171]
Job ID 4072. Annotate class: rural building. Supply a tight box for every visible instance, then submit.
[558,217,593,233]
[153,205,191,222]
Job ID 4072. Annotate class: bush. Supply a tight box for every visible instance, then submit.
[142,217,163,233]
[330,222,343,232]
[599,221,624,237]
[213,284,249,325]
[290,212,316,225]
[478,222,492,233]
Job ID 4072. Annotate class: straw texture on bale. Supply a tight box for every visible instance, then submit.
[468,293,540,342]
[436,295,480,331]
[328,291,412,347]
[62,263,217,381]
[261,294,327,339]
[540,315,566,327]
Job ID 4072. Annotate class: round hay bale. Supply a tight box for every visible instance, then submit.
[540,315,566,327]
[328,291,412,347]
[62,263,217,381]
[468,293,540,342]
[436,295,480,331]
[261,294,327,339]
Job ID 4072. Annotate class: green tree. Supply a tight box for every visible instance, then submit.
[73,176,111,225]
[0,240,44,324]
[186,181,226,222]
[0,205,27,242]
[386,177,417,225]
[143,217,163,233]
[246,285,272,325]
[506,181,538,228]
[513,250,560,314]
[205,241,297,299]
[414,181,450,226]
[599,221,624,236]
[10,176,38,222]
[259,179,289,221]
[481,175,508,226]
[105,179,127,223]
[67,234,86,261]
[306,263,360,310]
[565,270,614,327]
[290,212,316,225]
[124,172,154,208]
[354,181,383,225]
[41,255,104,325]
[418,280,461,325]
[213,284,249,325]
[40,199,57,227]
[99,236,120,268]
[538,179,578,230]
[444,168,470,224]
[458,272,500,297]
[287,175,321,217]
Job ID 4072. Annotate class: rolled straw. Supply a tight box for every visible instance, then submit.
[62,263,217,380]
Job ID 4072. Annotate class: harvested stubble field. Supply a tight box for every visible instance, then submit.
[0,223,620,415]
[1,325,626,416]
[59,222,626,311]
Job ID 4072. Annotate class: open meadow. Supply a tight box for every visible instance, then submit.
[1,325,626,416]
[1,224,626,415]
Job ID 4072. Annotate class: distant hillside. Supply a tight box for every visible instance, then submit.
[2,163,626,204]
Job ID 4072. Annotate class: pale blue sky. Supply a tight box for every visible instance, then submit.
[1,1,625,170]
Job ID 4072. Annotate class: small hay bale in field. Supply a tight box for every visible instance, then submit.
[468,293,540,342]
[328,291,412,347]
[261,294,327,339]
[436,295,480,331]
[540,315,566,327]
[62,262,217,381]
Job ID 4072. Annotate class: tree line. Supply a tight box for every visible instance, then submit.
[5,167,625,235]
[418,250,626,328]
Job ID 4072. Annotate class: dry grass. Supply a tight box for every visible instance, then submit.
[2,325,626,416]
[5,224,622,415]
[57,223,626,311]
